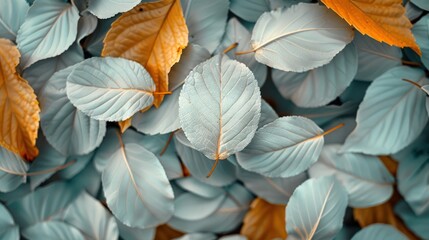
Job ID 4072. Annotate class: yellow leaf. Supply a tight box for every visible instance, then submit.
[241,198,287,240]
[0,38,39,160]
[102,0,188,107]
[321,0,421,55]
[155,224,183,240]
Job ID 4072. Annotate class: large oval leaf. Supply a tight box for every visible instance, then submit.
[236,116,325,178]
[309,144,394,207]
[66,57,155,122]
[0,0,29,40]
[0,203,19,240]
[179,55,261,162]
[286,176,348,240]
[248,3,353,72]
[88,0,140,19]
[41,65,106,156]
[0,147,29,192]
[351,224,407,240]
[17,0,80,69]
[22,221,84,240]
[99,129,174,228]
[343,66,429,155]
[272,43,357,107]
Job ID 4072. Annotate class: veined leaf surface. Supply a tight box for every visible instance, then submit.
[88,0,140,19]
[0,0,29,40]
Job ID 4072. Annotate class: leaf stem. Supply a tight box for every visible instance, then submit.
[402,78,423,89]
[160,131,176,156]
[153,91,172,96]
[235,49,256,56]
[0,160,76,176]
[206,158,220,178]
[322,123,345,137]
[402,60,421,67]
[223,42,238,54]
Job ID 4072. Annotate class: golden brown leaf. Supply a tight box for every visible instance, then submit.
[118,118,132,133]
[155,224,183,240]
[0,38,39,160]
[321,0,421,55]
[379,155,398,176]
[241,198,287,240]
[102,0,188,107]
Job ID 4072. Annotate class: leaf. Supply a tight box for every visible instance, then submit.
[0,0,29,40]
[286,176,348,240]
[176,233,217,240]
[247,3,353,72]
[230,0,271,22]
[309,145,394,208]
[174,177,225,199]
[0,38,39,160]
[0,146,29,192]
[181,0,229,53]
[240,198,287,240]
[117,219,155,240]
[423,85,429,115]
[102,0,188,107]
[66,57,155,122]
[0,203,19,240]
[395,200,429,239]
[321,0,420,55]
[84,17,118,56]
[258,99,278,128]
[98,128,174,228]
[272,43,357,107]
[16,0,80,69]
[76,12,97,43]
[132,44,210,135]
[412,15,429,71]
[22,221,84,240]
[179,55,261,163]
[351,224,407,240]
[411,0,429,11]
[343,66,429,155]
[88,0,140,19]
[236,116,326,178]
[173,193,226,221]
[155,224,183,240]
[353,32,403,81]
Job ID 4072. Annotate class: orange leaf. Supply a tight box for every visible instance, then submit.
[102,0,188,107]
[240,198,287,240]
[321,0,421,55]
[118,118,132,133]
[0,38,39,160]
[155,224,183,240]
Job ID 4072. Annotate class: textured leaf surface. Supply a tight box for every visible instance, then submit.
[250,3,353,72]
[179,55,261,160]
[309,145,394,207]
[352,224,407,240]
[66,57,155,121]
[100,129,174,228]
[22,221,84,240]
[102,0,188,106]
[321,0,420,54]
[0,0,29,40]
[0,147,28,192]
[0,203,19,240]
[286,176,348,240]
[343,66,429,155]
[237,116,324,178]
[272,43,357,107]
[0,39,39,160]
[412,15,429,71]
[88,0,140,19]
[17,0,79,69]
[41,66,106,156]
[240,198,287,240]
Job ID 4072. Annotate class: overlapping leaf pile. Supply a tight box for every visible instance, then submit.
[0,0,428,239]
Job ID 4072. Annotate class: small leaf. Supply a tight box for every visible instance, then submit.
[0,203,19,240]
[76,12,97,43]
[0,38,39,160]
[174,177,225,199]
[22,221,84,240]
[0,146,29,192]
[173,193,226,221]
[321,0,421,55]
[66,57,155,122]
[351,224,407,240]
[286,176,348,240]
[17,0,80,69]
[102,0,188,106]
[88,0,140,19]
[117,219,155,240]
[240,198,287,240]
[247,3,353,72]
[236,116,326,178]
[179,55,261,165]
[0,0,29,40]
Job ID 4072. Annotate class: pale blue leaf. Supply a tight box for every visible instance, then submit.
[323,118,356,145]
[351,224,407,240]
[412,15,429,71]
[272,43,357,107]
[0,0,29,40]
[17,0,80,69]
[0,203,19,240]
[174,193,225,220]
[169,183,253,233]
[395,200,429,239]
[411,0,429,10]
[22,221,84,240]
[41,65,106,156]
[219,235,248,240]
[343,66,429,155]
[175,233,217,240]
[58,152,94,179]
[354,32,402,81]
[423,85,429,115]
[8,181,80,228]
[0,183,31,204]
[66,57,155,121]
[174,177,225,199]
[84,16,118,56]
[61,191,118,240]
[251,3,353,72]
[237,168,307,205]
[77,12,97,43]
[67,159,101,197]
[133,44,210,135]
[181,0,229,53]
[22,43,84,94]
[100,128,174,228]
[237,116,324,178]
[286,176,348,240]
[0,147,28,192]
[179,55,261,160]
[174,130,237,187]
[116,219,155,240]
[258,99,278,128]
[88,0,140,19]
[309,145,394,208]
[339,80,370,104]
[219,18,267,86]
[406,1,424,22]
[71,0,88,12]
